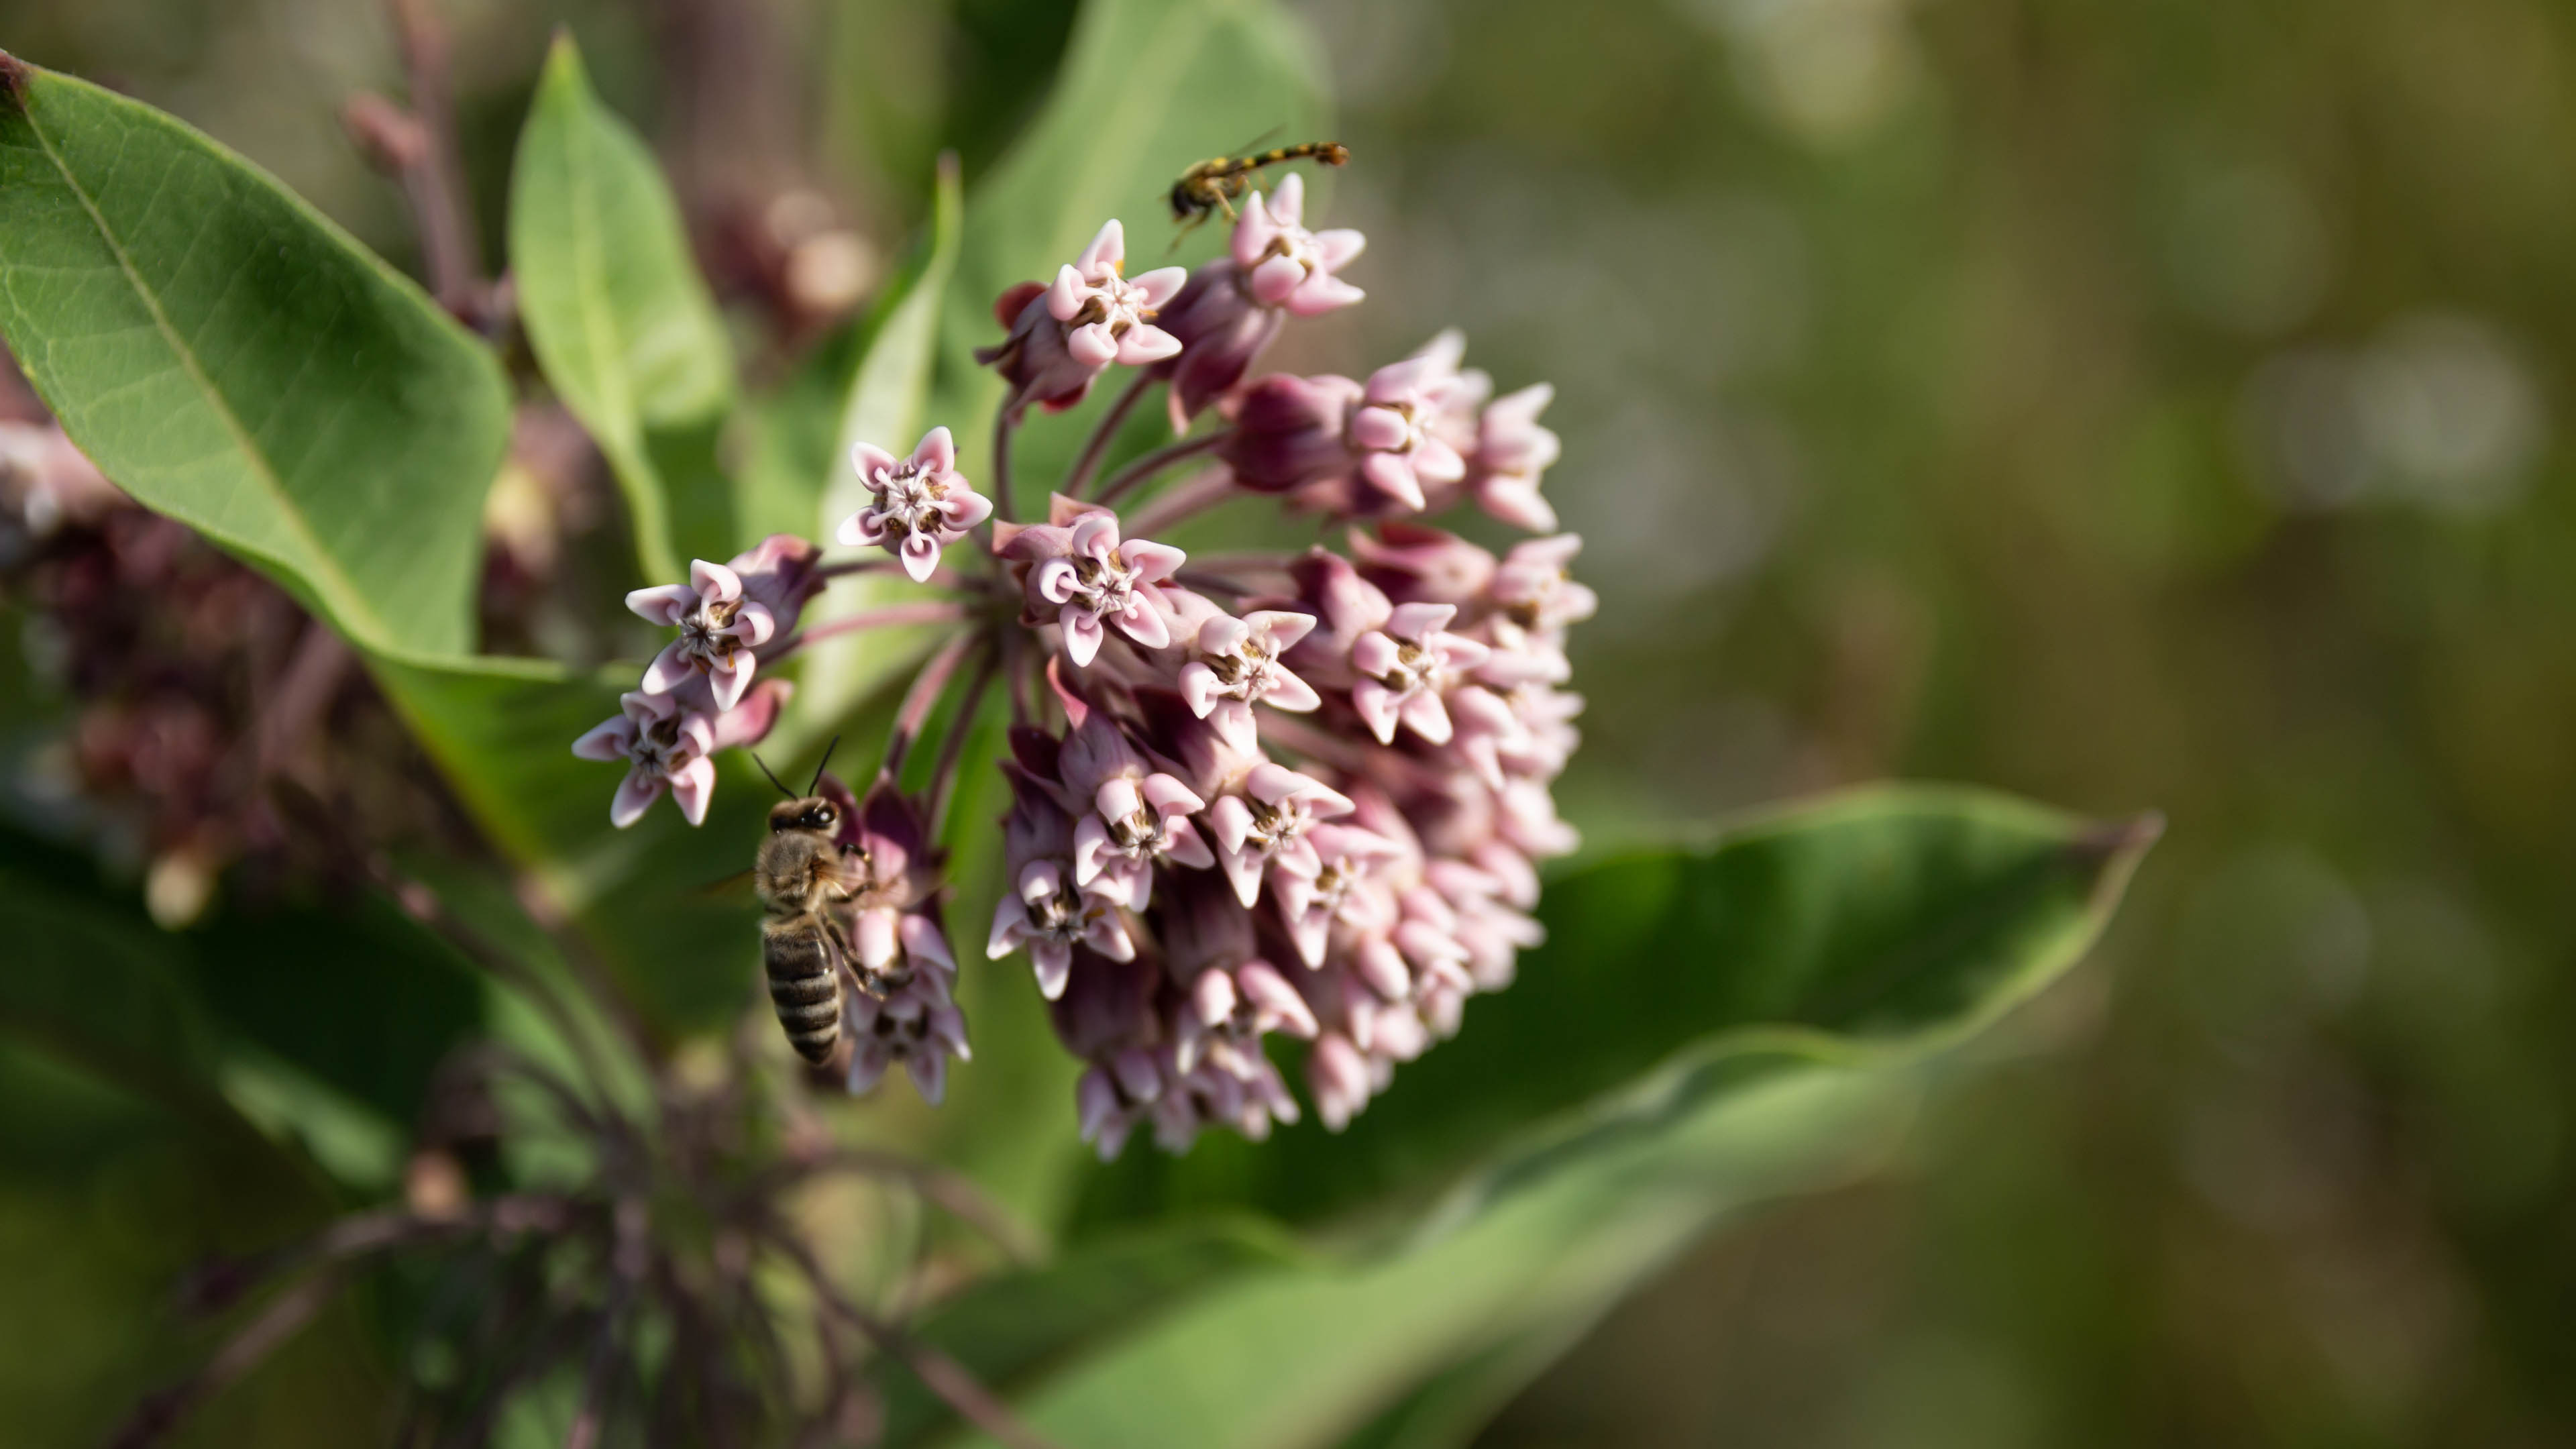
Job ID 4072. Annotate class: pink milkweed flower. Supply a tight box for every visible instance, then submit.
[1204,761,1356,907]
[627,535,822,710]
[1154,174,1367,428]
[816,777,953,986]
[1274,821,1406,969]
[700,676,794,753]
[1075,773,1216,911]
[1220,372,1366,495]
[988,858,1135,1001]
[1491,534,1599,633]
[843,968,971,1105]
[1049,221,1189,368]
[998,500,1187,667]
[1350,602,1493,746]
[1161,868,1320,1071]
[836,426,991,581]
[1306,1030,1378,1132]
[572,690,716,827]
[1236,174,1366,316]
[1350,522,1499,606]
[1149,1046,1301,1153]
[976,221,1188,415]
[1177,959,1319,1073]
[1055,709,1215,909]
[1179,608,1321,718]
[1344,345,1472,513]
[1467,383,1563,533]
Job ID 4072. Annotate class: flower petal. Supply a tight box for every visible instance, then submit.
[690,559,744,602]
[900,533,942,582]
[610,769,663,828]
[670,757,716,825]
[1067,321,1120,368]
[625,584,700,625]
[572,716,635,761]
[1061,607,1104,666]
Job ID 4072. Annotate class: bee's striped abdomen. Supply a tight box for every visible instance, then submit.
[763,923,841,1063]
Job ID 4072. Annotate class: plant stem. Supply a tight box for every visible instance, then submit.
[1093,431,1227,509]
[108,1274,341,1449]
[763,1228,1063,1449]
[880,632,977,782]
[927,646,1001,838]
[991,404,1020,523]
[760,602,968,659]
[1063,372,1156,499]
[1124,466,1240,536]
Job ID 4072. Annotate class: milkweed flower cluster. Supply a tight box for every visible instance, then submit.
[576,176,1586,1154]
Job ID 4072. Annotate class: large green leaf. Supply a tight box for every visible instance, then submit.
[775,153,967,754]
[884,786,2159,1448]
[0,54,510,659]
[928,0,1334,500]
[1079,785,2161,1231]
[0,826,225,1119]
[509,34,737,582]
[368,650,777,1032]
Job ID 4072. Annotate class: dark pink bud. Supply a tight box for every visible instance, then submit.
[1220,374,1364,493]
[1350,522,1498,606]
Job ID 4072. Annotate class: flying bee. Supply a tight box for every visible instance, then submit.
[753,743,864,1065]
[1169,140,1350,243]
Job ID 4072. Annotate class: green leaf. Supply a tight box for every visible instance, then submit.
[1081,785,2161,1231]
[887,786,2157,1448]
[510,34,737,582]
[904,1064,1921,1449]
[928,0,1334,500]
[775,152,967,753]
[0,826,225,1116]
[366,650,775,1032]
[0,54,510,659]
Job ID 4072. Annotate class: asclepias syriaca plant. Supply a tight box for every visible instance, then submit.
[0,7,2157,1446]
[572,186,1591,1157]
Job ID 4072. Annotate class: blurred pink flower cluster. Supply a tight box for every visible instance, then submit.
[580,174,1585,1152]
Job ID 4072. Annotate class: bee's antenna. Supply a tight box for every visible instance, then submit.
[808,736,841,797]
[749,752,795,799]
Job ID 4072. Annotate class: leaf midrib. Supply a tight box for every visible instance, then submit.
[15,90,396,652]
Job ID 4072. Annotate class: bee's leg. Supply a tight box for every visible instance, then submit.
[824,916,881,996]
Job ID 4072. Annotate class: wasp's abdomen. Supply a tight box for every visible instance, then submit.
[762,922,840,1063]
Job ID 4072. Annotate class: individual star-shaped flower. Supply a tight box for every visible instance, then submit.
[836,426,991,581]
[571,690,716,827]
[1203,762,1356,908]
[1233,174,1366,317]
[1046,220,1189,368]
[1004,504,1187,667]
[1351,602,1493,746]
[985,858,1136,1000]
[1179,609,1322,718]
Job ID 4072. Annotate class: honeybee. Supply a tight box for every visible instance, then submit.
[753,747,861,1064]
[1169,140,1350,241]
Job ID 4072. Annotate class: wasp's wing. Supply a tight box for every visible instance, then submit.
[1225,125,1287,159]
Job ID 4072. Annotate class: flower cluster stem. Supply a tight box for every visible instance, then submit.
[1063,372,1157,499]
[1122,466,1239,535]
[881,631,978,783]
[760,600,969,659]
[1093,430,1227,508]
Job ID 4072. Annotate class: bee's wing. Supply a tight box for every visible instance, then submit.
[698,867,759,900]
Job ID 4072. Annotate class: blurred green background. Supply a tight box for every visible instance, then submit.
[4,0,2573,1443]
